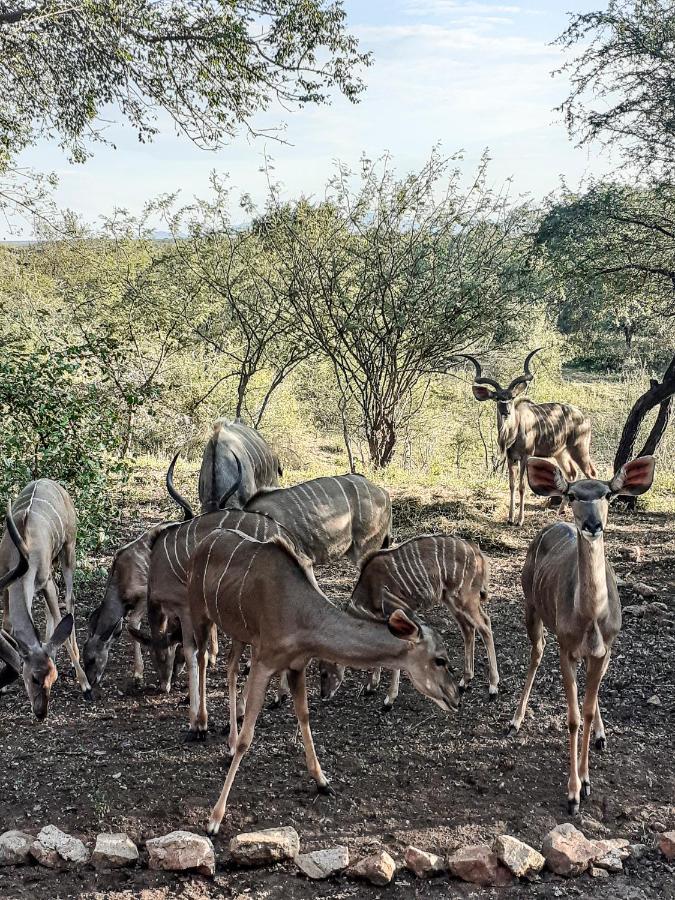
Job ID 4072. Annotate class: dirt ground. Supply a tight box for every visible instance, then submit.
[0,484,673,900]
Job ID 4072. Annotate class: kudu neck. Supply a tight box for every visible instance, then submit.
[574,532,609,620]
[497,407,519,453]
[307,602,410,671]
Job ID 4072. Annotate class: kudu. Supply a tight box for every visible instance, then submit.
[320,534,499,707]
[131,507,301,740]
[0,480,91,718]
[460,349,597,525]
[509,455,655,814]
[83,525,169,690]
[197,418,282,513]
[244,473,392,565]
[185,529,461,834]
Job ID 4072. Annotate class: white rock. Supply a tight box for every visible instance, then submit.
[0,830,33,866]
[295,846,349,879]
[30,825,90,869]
[646,694,662,706]
[493,835,545,878]
[404,845,446,878]
[633,582,657,598]
[594,852,623,873]
[350,850,396,886]
[541,823,597,877]
[229,827,299,866]
[146,830,215,876]
[590,865,609,878]
[91,832,139,868]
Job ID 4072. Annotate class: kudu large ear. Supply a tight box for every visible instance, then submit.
[609,456,655,497]
[387,608,421,642]
[45,613,74,657]
[472,384,497,402]
[127,625,154,647]
[527,457,569,497]
[509,379,528,398]
[100,617,124,643]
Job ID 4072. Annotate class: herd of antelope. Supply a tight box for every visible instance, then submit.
[0,350,657,834]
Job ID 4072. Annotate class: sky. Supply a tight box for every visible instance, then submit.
[4,0,616,238]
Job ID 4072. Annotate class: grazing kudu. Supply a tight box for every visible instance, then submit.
[320,534,499,707]
[132,508,300,740]
[460,350,597,525]
[509,456,655,814]
[0,480,91,717]
[186,530,461,834]
[83,525,169,689]
[198,419,282,513]
[244,473,392,564]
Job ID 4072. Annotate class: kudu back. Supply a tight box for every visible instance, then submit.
[509,455,655,814]
[459,349,597,525]
[185,529,460,833]
[0,479,91,718]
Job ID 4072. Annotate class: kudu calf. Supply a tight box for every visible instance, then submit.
[320,534,499,707]
[197,418,282,513]
[186,530,461,834]
[509,455,655,814]
[460,350,597,525]
[0,480,91,718]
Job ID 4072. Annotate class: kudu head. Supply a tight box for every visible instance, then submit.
[0,502,74,720]
[83,602,124,689]
[385,604,461,712]
[319,661,345,701]
[527,456,656,542]
[459,349,542,418]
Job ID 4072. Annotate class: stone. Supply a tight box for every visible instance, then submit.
[493,835,545,878]
[650,820,667,832]
[30,825,90,869]
[350,850,396,886]
[229,827,299,866]
[590,865,609,878]
[541,824,598,877]
[658,831,675,861]
[622,604,646,618]
[91,832,139,868]
[593,838,630,861]
[633,582,657,598]
[646,695,662,706]
[594,852,623,873]
[629,843,649,860]
[295,846,349,879]
[447,844,513,886]
[404,845,446,878]
[0,830,33,866]
[146,830,215,876]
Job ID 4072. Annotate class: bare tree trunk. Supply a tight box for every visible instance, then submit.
[338,396,356,474]
[614,353,675,473]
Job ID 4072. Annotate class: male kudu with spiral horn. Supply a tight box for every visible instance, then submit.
[459,349,597,525]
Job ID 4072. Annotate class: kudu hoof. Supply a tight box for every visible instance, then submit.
[506,723,519,738]
[184,729,208,744]
[595,736,606,752]
[316,781,335,796]
[567,798,580,816]
[83,689,94,702]
[488,689,499,702]
[381,700,395,712]
[580,781,591,800]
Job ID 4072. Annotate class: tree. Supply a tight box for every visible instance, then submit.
[0,0,369,216]
[536,182,675,367]
[557,0,675,176]
[260,152,535,468]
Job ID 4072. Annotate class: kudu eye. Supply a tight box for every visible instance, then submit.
[434,657,447,668]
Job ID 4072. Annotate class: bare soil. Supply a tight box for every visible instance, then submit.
[0,485,673,899]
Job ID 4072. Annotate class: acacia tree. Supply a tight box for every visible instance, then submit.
[0,0,369,218]
[557,0,675,176]
[260,152,535,468]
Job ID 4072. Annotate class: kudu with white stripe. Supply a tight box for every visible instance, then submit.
[244,473,392,565]
[0,480,91,718]
[320,534,499,707]
[509,455,655,814]
[134,508,299,740]
[460,349,597,525]
[198,419,282,513]
[83,525,169,689]
[185,530,461,834]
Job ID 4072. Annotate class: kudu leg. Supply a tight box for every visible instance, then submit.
[43,578,92,697]
[455,615,476,691]
[473,609,499,698]
[509,616,544,733]
[183,617,207,743]
[207,663,273,835]
[365,667,381,694]
[227,640,245,756]
[517,458,527,527]
[272,669,291,707]
[286,668,331,792]
[579,652,612,797]
[383,669,401,709]
[507,460,517,525]
[127,605,145,685]
[207,623,218,669]
[560,650,582,814]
